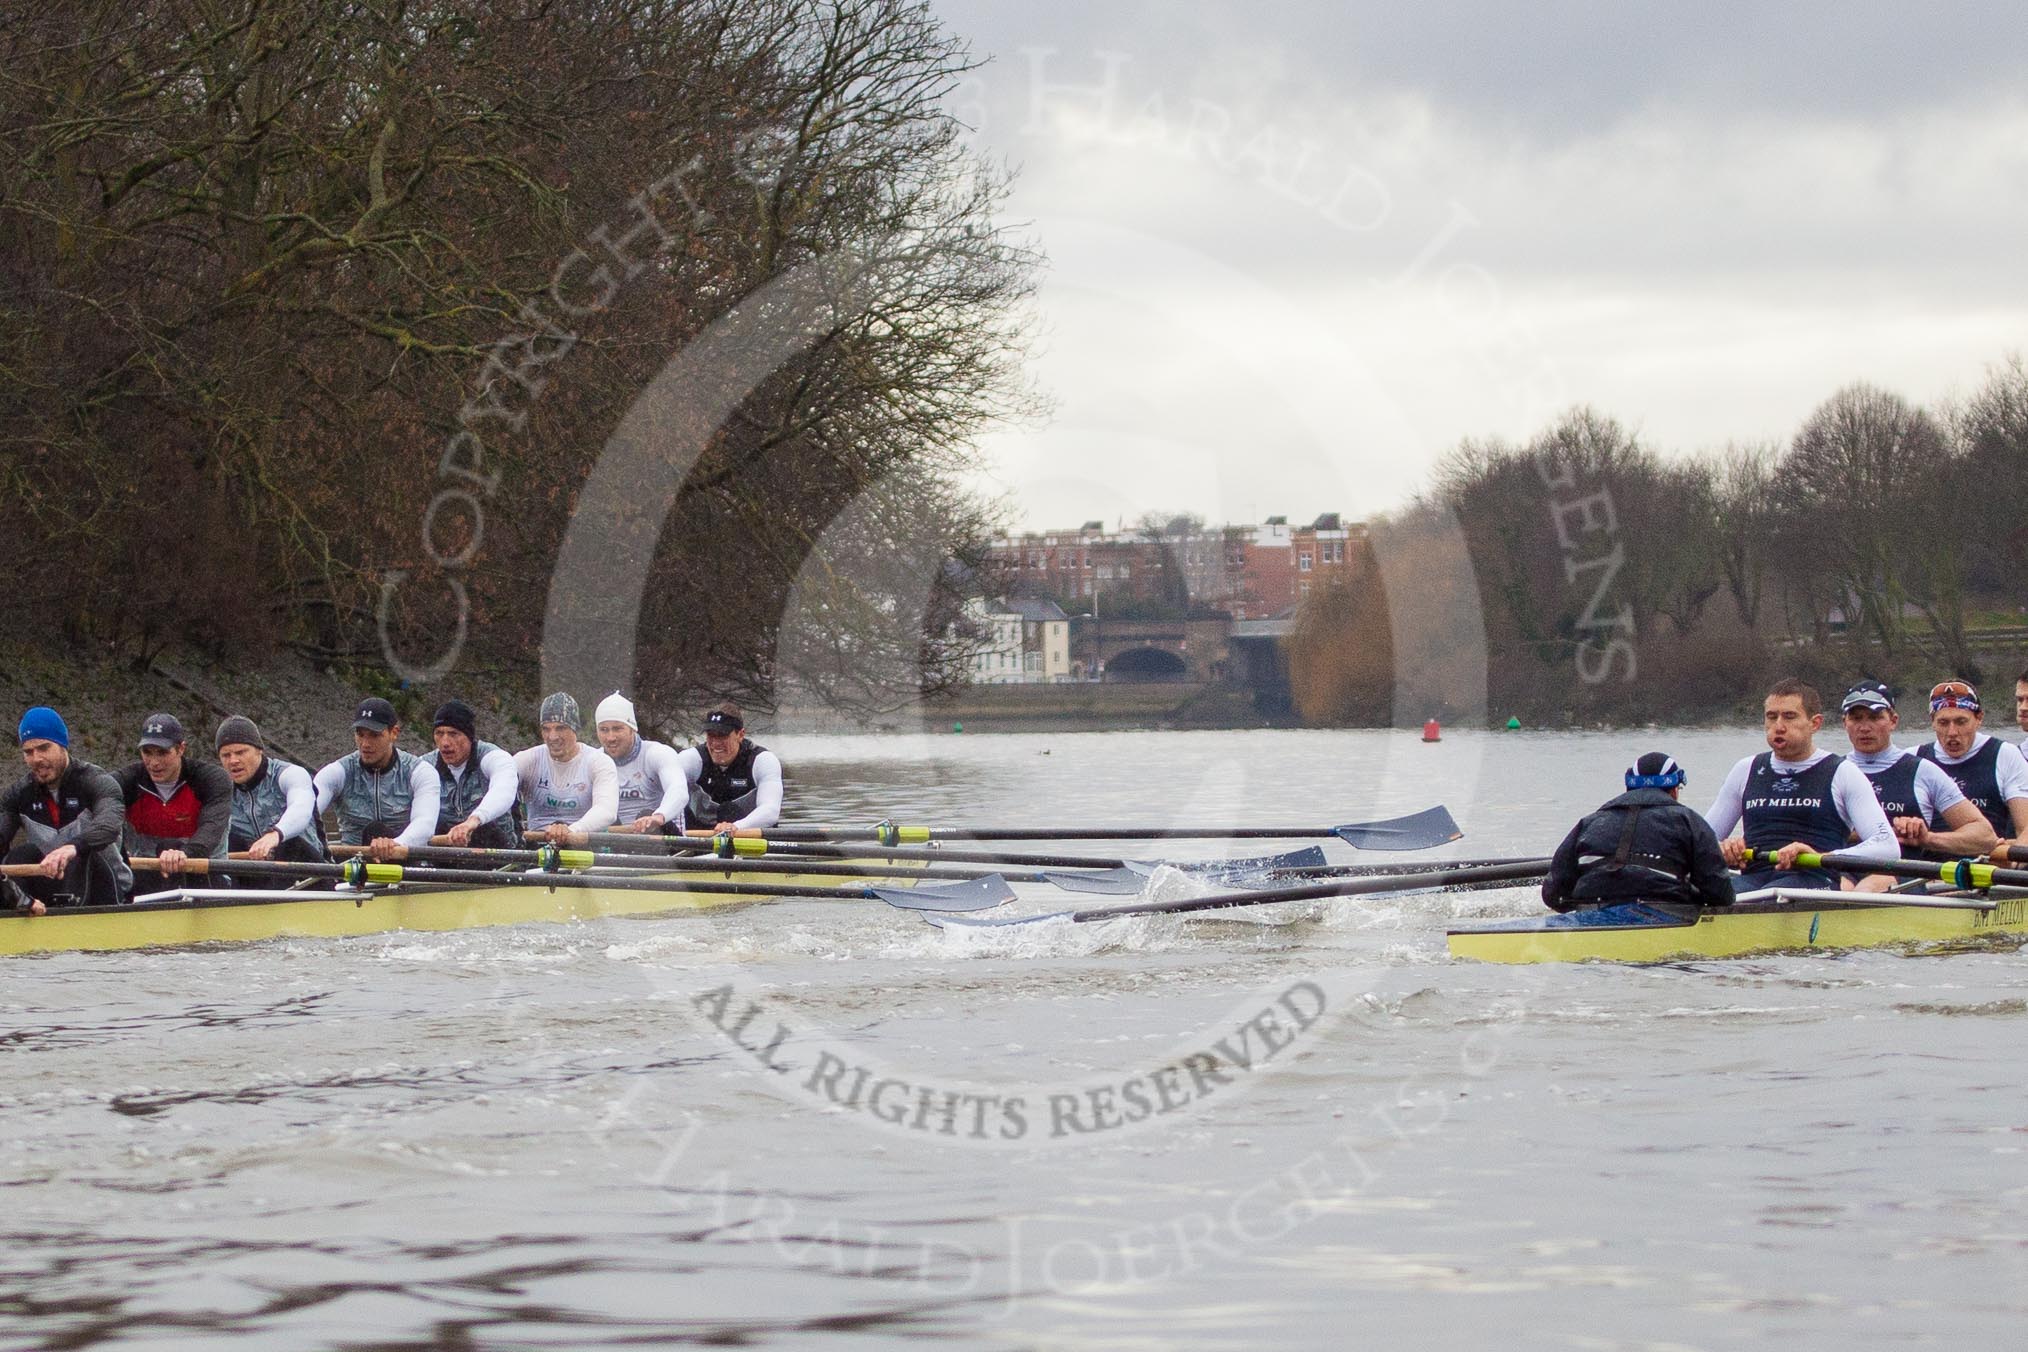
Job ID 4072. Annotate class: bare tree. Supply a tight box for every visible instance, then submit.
[0,0,1041,715]
[1778,383,1953,657]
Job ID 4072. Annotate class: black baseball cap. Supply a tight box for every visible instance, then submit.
[352,697,399,731]
[1840,680,1895,713]
[702,707,744,734]
[138,713,187,749]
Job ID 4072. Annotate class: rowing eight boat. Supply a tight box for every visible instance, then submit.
[0,862,920,957]
[1446,888,2028,964]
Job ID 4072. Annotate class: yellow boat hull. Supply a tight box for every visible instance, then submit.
[1447,891,2028,964]
[0,866,903,957]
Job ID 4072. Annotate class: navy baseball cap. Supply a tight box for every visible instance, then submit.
[138,713,187,749]
[352,697,398,731]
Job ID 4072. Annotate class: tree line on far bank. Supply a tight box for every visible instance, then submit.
[1290,357,2028,726]
[1,0,1037,723]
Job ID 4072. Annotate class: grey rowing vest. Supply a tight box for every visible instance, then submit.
[429,741,505,822]
[335,748,422,845]
[428,742,522,847]
[230,756,327,860]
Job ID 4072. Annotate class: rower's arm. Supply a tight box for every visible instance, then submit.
[190,762,236,854]
[1925,798,1999,857]
[1830,761,1898,862]
[646,743,688,825]
[733,751,784,830]
[395,760,442,848]
[272,764,319,842]
[471,748,520,825]
[1703,757,1752,841]
[312,761,345,815]
[570,752,619,833]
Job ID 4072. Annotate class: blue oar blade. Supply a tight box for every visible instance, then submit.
[870,873,1016,912]
[1333,806,1461,850]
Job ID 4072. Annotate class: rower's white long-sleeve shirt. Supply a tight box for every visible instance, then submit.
[515,744,618,832]
[265,761,320,843]
[1705,750,1898,862]
[441,746,520,826]
[609,737,688,825]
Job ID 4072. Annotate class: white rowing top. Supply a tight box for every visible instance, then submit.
[515,743,619,832]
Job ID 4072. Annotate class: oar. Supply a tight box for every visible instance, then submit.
[563,805,1464,850]
[409,841,1333,898]
[924,858,1553,929]
[542,833,1142,870]
[131,857,1014,913]
[1740,849,2028,890]
[335,841,1102,889]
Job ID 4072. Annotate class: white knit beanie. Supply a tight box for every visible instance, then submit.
[594,691,638,731]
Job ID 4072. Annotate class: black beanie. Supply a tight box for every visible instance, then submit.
[433,700,479,741]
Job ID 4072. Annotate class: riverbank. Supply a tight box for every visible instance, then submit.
[0,641,540,770]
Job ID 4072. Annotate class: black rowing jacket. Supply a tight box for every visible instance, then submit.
[0,756,133,896]
[1541,787,1736,911]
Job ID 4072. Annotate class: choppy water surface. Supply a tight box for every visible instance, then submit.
[3,728,2023,1350]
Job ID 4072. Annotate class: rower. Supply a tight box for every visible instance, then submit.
[115,713,233,878]
[1915,680,2028,843]
[592,691,685,834]
[426,700,521,849]
[514,692,618,844]
[215,715,327,864]
[1706,678,1898,891]
[674,702,782,833]
[1837,681,1995,861]
[314,697,443,861]
[1540,752,1733,912]
[0,707,130,912]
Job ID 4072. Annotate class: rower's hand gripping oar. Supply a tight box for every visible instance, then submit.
[1740,849,2028,890]
[924,858,1552,929]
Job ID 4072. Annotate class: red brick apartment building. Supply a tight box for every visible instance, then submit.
[987,514,1365,620]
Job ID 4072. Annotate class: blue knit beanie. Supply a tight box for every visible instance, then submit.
[18,707,69,748]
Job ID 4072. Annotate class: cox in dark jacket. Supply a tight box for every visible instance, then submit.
[1541,752,1735,912]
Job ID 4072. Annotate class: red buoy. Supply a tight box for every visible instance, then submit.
[1422,718,1441,742]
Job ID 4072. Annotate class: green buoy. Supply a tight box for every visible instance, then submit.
[952,722,964,733]
[1505,716,1521,730]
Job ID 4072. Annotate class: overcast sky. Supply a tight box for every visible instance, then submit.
[929,1,2027,532]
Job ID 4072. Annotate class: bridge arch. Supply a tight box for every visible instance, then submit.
[1105,646,1189,682]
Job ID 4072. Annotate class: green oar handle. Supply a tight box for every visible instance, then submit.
[1742,849,2024,890]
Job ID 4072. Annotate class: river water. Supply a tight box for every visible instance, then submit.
[2,727,2023,1350]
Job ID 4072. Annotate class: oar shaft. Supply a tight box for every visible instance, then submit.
[1747,850,2028,889]
[132,856,917,902]
[338,842,1050,884]
[1068,859,1552,923]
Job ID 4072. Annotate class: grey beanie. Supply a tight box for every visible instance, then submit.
[538,692,582,731]
[215,715,265,751]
